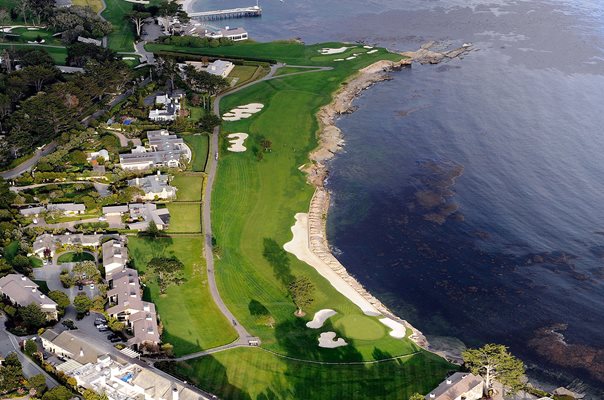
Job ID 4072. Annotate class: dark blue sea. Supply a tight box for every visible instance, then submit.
[193,0,604,395]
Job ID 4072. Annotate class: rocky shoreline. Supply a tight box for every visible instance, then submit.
[302,44,473,363]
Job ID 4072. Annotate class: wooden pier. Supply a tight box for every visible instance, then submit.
[189,6,262,20]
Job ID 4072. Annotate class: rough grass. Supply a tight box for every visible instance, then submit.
[128,236,237,356]
[183,134,209,172]
[159,347,454,400]
[166,203,201,233]
[71,0,104,13]
[228,65,259,87]
[172,174,203,202]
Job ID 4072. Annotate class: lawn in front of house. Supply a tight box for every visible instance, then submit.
[57,252,95,263]
[166,203,201,233]
[183,134,209,172]
[128,236,237,356]
[158,347,454,400]
[172,175,203,202]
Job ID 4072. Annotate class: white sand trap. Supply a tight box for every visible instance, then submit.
[227,133,248,152]
[345,56,356,60]
[363,45,374,49]
[318,332,347,348]
[222,103,264,121]
[334,59,344,61]
[306,309,337,329]
[284,213,381,317]
[367,49,378,54]
[379,318,406,339]
[318,46,352,55]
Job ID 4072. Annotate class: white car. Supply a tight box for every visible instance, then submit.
[90,284,95,290]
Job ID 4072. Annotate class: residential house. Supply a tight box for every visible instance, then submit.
[148,94,182,122]
[77,36,102,46]
[0,274,58,320]
[46,203,86,216]
[19,206,45,217]
[183,59,234,78]
[102,205,129,216]
[425,372,484,400]
[40,329,100,364]
[87,149,110,162]
[102,239,128,276]
[106,268,160,349]
[32,233,102,258]
[127,172,177,200]
[119,130,190,170]
[127,203,170,231]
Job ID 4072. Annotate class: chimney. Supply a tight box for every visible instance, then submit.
[446,379,452,385]
[21,276,27,281]
[172,387,179,400]
[32,288,36,292]
[136,177,140,185]
[429,395,435,399]
[80,348,84,358]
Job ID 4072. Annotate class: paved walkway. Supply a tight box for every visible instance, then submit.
[0,142,57,179]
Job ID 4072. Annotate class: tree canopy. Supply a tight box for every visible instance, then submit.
[146,256,185,294]
[287,276,315,316]
[73,292,93,314]
[71,260,101,283]
[20,302,48,328]
[48,290,70,310]
[462,343,526,395]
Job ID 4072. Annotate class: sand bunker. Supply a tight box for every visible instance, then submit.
[227,133,248,152]
[306,309,337,329]
[345,56,356,60]
[284,213,381,317]
[367,49,378,54]
[222,103,264,121]
[318,332,347,348]
[334,59,344,62]
[363,45,374,49]
[318,46,352,55]
[379,318,406,339]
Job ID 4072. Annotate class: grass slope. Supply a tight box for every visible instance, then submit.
[183,134,209,172]
[160,347,453,400]
[172,174,203,202]
[166,203,201,233]
[128,236,237,356]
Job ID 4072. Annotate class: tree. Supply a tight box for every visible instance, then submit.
[24,338,38,357]
[146,257,185,294]
[82,389,108,400]
[42,385,73,400]
[144,220,160,238]
[71,261,100,283]
[15,0,30,25]
[12,254,32,275]
[126,10,150,37]
[462,343,526,396]
[287,276,315,316]
[0,353,23,394]
[48,291,70,311]
[20,303,48,328]
[408,394,424,400]
[27,374,47,397]
[73,293,93,314]
[22,65,59,92]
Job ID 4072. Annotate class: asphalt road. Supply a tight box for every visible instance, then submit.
[0,142,57,179]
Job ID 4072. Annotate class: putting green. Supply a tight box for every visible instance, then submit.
[333,315,386,341]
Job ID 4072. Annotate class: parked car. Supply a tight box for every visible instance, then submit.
[78,284,83,290]
[89,283,95,290]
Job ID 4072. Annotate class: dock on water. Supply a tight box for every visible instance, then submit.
[189,5,262,20]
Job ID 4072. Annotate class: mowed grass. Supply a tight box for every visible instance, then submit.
[57,252,95,263]
[166,203,201,233]
[102,0,135,52]
[128,236,237,356]
[183,134,209,172]
[160,347,454,400]
[0,44,67,65]
[71,0,104,13]
[172,174,203,202]
[228,65,259,86]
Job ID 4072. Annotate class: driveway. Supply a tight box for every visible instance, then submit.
[33,262,100,301]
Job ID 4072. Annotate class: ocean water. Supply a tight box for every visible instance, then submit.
[192,0,604,395]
